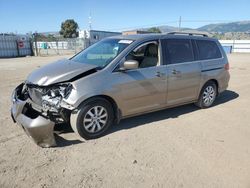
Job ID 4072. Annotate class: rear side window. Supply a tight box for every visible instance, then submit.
[196,40,222,60]
[165,39,194,64]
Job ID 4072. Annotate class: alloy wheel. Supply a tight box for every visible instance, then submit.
[202,86,216,106]
[83,106,108,133]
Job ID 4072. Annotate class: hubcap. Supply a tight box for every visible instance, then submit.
[83,106,108,133]
[203,86,216,106]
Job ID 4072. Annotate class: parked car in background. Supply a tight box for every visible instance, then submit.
[11,32,230,147]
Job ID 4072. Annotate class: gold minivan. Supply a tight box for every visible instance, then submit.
[11,32,230,147]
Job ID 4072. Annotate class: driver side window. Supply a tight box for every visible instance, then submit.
[126,42,159,68]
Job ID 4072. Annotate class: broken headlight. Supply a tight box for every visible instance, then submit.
[41,83,72,112]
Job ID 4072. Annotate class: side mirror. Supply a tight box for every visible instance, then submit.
[120,60,139,71]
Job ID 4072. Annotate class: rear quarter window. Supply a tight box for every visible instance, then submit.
[196,40,222,60]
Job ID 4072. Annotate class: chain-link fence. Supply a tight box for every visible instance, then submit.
[33,38,92,56]
[32,37,250,56]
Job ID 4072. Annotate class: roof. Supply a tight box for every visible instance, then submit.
[108,33,162,40]
[108,32,217,41]
[89,30,121,34]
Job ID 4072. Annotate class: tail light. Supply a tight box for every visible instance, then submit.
[224,63,229,70]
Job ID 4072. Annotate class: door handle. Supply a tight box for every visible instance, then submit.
[172,69,181,75]
[155,71,165,77]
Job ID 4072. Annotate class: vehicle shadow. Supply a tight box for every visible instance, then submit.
[53,124,83,147]
[107,90,239,134]
[54,133,83,147]
[54,90,238,147]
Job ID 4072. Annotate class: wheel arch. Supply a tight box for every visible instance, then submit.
[206,79,219,95]
[195,79,219,108]
[73,94,121,124]
[200,79,219,97]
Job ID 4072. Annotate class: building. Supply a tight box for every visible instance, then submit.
[79,29,121,44]
[122,30,152,35]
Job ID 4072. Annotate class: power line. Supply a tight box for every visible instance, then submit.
[181,20,238,23]
[103,21,178,31]
[93,19,241,32]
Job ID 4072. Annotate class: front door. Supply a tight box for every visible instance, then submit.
[112,41,167,116]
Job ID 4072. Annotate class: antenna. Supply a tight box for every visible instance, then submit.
[88,13,92,31]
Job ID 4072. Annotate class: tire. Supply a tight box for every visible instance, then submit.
[195,81,217,108]
[70,98,114,140]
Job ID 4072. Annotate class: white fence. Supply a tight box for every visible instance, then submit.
[36,41,69,49]
[34,39,89,49]
[33,39,91,56]
[219,40,250,53]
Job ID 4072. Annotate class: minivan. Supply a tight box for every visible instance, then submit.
[11,32,230,147]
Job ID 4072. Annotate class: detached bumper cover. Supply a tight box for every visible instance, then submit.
[11,85,56,147]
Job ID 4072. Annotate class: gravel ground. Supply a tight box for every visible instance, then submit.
[0,54,249,188]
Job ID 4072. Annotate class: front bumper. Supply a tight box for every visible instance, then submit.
[11,84,56,147]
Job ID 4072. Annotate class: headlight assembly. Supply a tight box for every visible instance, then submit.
[41,83,73,112]
[47,83,73,98]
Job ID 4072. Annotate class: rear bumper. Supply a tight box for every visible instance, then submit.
[219,71,230,93]
[11,84,56,147]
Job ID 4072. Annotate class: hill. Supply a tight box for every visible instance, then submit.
[197,21,250,33]
[140,21,250,39]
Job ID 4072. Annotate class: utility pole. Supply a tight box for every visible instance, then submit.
[178,16,182,31]
[33,32,38,56]
[88,13,92,47]
[88,13,92,31]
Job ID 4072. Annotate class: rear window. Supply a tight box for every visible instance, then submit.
[196,40,222,60]
[165,39,194,64]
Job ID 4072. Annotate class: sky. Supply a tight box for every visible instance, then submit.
[0,0,250,34]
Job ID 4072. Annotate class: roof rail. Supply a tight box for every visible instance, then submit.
[168,32,208,37]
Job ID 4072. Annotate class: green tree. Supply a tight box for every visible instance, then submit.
[47,34,57,41]
[148,27,161,33]
[35,33,47,41]
[60,19,79,38]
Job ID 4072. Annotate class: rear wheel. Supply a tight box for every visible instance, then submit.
[71,98,114,140]
[195,81,217,108]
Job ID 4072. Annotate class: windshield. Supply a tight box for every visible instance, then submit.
[71,38,133,68]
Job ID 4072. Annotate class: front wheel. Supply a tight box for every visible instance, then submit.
[70,98,114,140]
[195,81,217,108]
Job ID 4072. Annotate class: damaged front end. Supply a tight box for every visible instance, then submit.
[11,82,74,147]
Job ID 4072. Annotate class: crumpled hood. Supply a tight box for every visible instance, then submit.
[26,59,98,86]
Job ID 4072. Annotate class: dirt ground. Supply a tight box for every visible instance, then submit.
[0,53,250,188]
